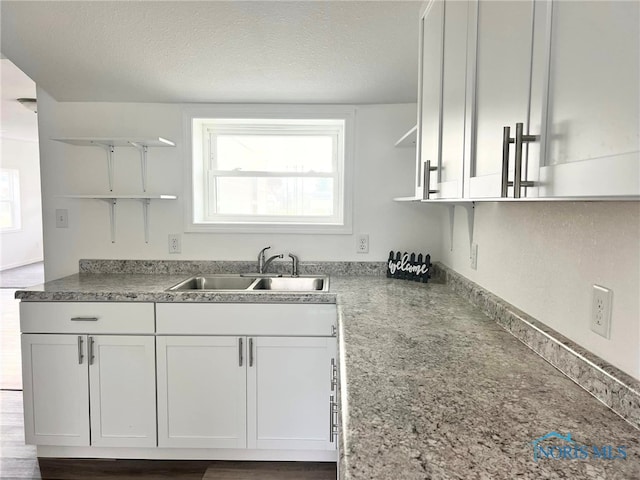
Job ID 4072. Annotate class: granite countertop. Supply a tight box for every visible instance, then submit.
[14,272,336,304]
[15,273,640,478]
[332,277,639,479]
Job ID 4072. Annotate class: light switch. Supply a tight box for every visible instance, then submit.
[55,209,68,228]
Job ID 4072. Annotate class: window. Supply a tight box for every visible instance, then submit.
[0,169,21,231]
[188,109,353,234]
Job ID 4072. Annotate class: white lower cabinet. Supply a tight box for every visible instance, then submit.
[21,334,90,446]
[156,335,337,452]
[156,336,247,448]
[22,333,156,447]
[248,336,336,451]
[20,301,338,460]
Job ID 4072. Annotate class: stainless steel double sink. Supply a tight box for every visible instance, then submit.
[167,274,328,292]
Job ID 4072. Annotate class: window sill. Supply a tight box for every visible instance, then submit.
[185,222,353,235]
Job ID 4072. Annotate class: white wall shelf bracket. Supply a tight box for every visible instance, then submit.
[97,144,116,192]
[130,142,149,192]
[448,205,455,252]
[446,202,475,253]
[141,198,151,244]
[98,198,117,243]
[463,202,475,256]
[414,200,476,252]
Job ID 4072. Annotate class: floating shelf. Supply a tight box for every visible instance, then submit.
[52,137,176,192]
[394,126,417,148]
[61,195,178,244]
[392,196,421,202]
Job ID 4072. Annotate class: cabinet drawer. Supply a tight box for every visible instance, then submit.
[20,302,155,334]
[156,303,336,336]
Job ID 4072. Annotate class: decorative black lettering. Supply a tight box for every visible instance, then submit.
[386,251,431,283]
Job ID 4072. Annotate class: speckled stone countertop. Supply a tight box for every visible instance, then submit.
[15,272,640,478]
[332,277,639,480]
[14,273,336,304]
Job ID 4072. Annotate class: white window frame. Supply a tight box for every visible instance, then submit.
[0,168,21,232]
[184,105,354,234]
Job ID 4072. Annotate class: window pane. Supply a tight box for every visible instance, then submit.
[215,135,334,173]
[0,171,13,200]
[0,202,14,229]
[215,177,334,217]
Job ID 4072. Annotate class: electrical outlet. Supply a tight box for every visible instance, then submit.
[591,285,612,338]
[470,243,478,270]
[168,234,181,254]
[357,234,369,254]
[55,209,68,228]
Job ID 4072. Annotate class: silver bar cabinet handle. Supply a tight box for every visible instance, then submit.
[514,123,524,198]
[513,122,538,198]
[422,160,438,200]
[330,358,336,391]
[329,395,338,443]
[88,336,95,365]
[238,338,243,367]
[77,336,84,364]
[70,317,98,322]
[329,395,335,442]
[501,126,513,197]
[249,338,254,367]
[330,358,338,392]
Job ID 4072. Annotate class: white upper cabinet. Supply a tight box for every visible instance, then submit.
[416,0,444,199]
[437,0,469,199]
[416,0,639,200]
[465,0,543,199]
[531,0,640,197]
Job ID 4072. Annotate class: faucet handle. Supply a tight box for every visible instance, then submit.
[288,253,299,277]
[258,246,271,273]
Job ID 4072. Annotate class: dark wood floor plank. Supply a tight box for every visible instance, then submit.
[37,459,209,479]
[203,461,336,479]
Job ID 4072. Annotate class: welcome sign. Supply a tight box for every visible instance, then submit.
[386,251,431,283]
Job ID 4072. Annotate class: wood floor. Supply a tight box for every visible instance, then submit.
[0,391,337,480]
[1,289,22,390]
[0,262,44,289]
[1,261,44,389]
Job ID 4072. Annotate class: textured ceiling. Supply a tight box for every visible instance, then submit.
[0,0,421,104]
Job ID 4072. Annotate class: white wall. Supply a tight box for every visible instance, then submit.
[0,137,43,270]
[439,202,640,380]
[36,88,441,280]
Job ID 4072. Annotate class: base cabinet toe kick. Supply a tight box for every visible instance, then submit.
[19,301,339,462]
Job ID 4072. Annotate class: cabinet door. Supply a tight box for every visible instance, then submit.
[247,337,336,451]
[533,0,639,197]
[466,0,542,198]
[89,335,157,447]
[416,0,444,199]
[21,334,90,446]
[436,0,469,199]
[157,336,247,448]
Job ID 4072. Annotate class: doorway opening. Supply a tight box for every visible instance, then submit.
[0,57,44,390]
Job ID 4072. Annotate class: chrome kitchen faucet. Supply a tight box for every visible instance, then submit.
[258,246,283,274]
